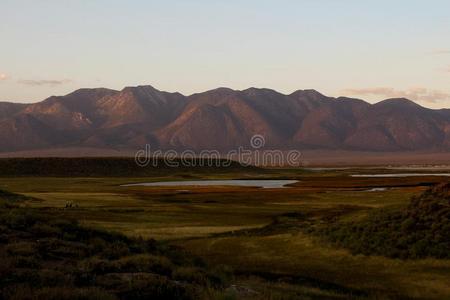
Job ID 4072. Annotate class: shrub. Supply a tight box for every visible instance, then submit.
[100,241,130,259]
[5,286,119,300]
[30,223,62,237]
[113,254,174,275]
[37,269,73,287]
[1,210,40,230]
[11,256,41,269]
[6,242,37,257]
[97,273,200,300]
[173,267,207,285]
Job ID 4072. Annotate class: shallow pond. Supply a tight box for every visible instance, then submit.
[122,180,299,189]
[351,173,450,178]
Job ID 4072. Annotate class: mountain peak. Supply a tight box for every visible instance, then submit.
[65,87,118,99]
[374,98,424,109]
[241,87,283,98]
[121,85,159,93]
[206,87,236,93]
[69,87,117,94]
[289,89,332,106]
[191,87,237,98]
[290,89,325,98]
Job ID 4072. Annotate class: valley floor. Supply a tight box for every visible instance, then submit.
[1,168,449,299]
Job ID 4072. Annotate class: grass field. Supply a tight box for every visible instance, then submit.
[1,165,449,299]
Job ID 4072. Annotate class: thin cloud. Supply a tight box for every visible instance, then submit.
[341,87,450,104]
[18,79,72,86]
[430,49,450,55]
[0,73,8,81]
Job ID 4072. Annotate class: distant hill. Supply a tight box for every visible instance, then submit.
[0,157,257,177]
[1,85,450,153]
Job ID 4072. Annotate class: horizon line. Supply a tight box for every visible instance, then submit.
[2,84,447,110]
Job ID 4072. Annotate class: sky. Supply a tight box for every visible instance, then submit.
[1,0,450,108]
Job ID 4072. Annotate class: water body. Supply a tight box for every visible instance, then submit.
[122,180,299,189]
[352,173,450,178]
[366,188,388,192]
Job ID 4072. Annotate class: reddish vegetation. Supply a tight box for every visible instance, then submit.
[1,85,450,153]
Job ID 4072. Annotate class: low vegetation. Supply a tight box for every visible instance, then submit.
[0,194,232,300]
[321,183,450,259]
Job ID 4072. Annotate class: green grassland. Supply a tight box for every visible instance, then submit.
[1,160,449,299]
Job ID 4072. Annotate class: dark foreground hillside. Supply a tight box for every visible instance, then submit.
[322,183,450,259]
[0,192,231,300]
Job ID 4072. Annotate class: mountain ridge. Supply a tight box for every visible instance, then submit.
[1,85,449,153]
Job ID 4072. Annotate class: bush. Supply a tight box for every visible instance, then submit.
[113,254,174,275]
[173,267,207,285]
[4,286,118,300]
[100,241,130,259]
[6,242,37,257]
[96,273,200,300]
[30,223,62,237]
[1,210,40,230]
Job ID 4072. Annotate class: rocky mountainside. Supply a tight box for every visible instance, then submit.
[1,85,449,152]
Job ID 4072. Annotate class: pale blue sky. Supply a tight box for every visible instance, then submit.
[1,0,450,107]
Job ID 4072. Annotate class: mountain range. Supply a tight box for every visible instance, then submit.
[1,85,450,153]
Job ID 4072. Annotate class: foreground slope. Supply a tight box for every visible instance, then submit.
[322,183,450,259]
[0,192,231,300]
